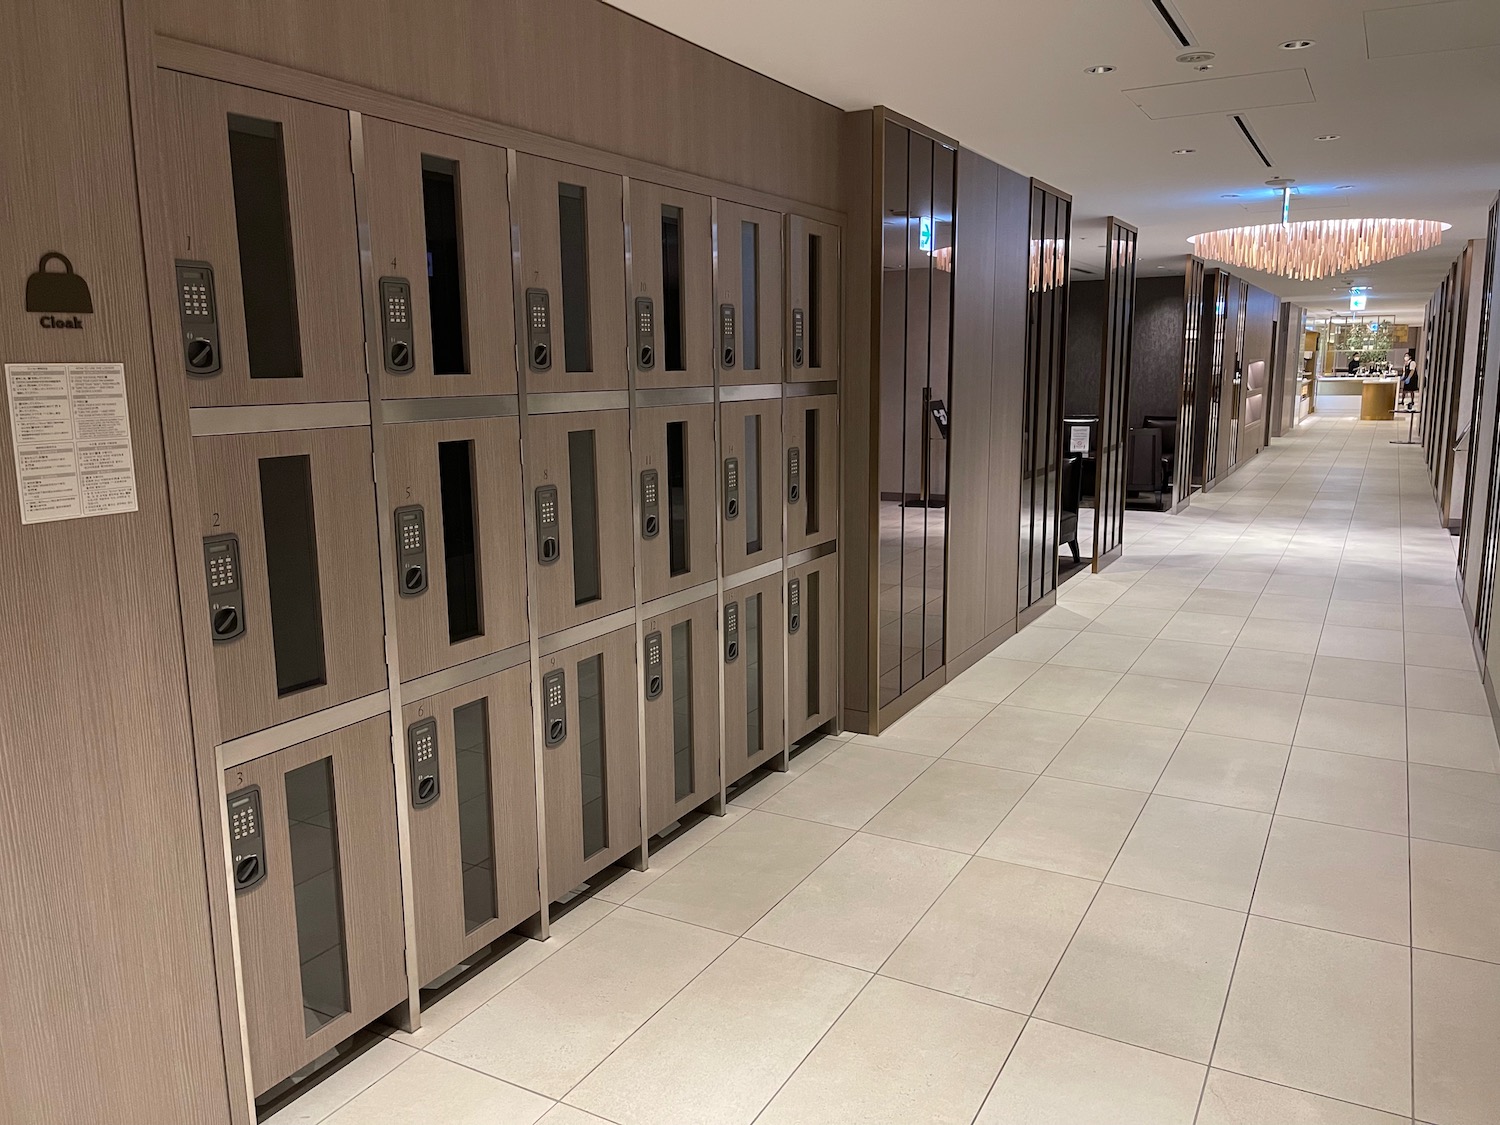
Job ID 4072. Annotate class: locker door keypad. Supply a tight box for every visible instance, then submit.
[791,307,806,368]
[644,630,664,700]
[640,468,660,539]
[526,288,553,372]
[719,304,736,368]
[724,600,739,662]
[542,668,567,746]
[788,577,801,634]
[535,485,561,564]
[787,446,801,504]
[227,785,267,892]
[407,717,440,808]
[723,457,740,520]
[203,534,246,643]
[394,505,429,597]
[635,296,656,371]
[379,276,415,373]
[175,260,222,377]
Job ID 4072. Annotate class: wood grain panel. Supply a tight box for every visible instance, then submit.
[154,70,367,406]
[716,200,785,385]
[724,573,786,785]
[946,148,998,661]
[0,5,234,1120]
[225,715,405,1096]
[787,555,839,741]
[514,154,627,393]
[539,626,641,896]
[384,416,528,678]
[403,666,539,986]
[784,394,839,555]
[787,216,841,382]
[524,408,634,636]
[634,403,717,601]
[629,180,714,388]
[642,596,720,837]
[363,118,516,397]
[720,399,783,576]
[193,426,387,739]
[149,0,843,211]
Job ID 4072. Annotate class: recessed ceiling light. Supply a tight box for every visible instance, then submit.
[1280,39,1316,50]
[1194,64,1215,71]
[1316,134,1341,142]
[1173,149,1196,155]
[1085,65,1116,75]
[1176,51,1216,65]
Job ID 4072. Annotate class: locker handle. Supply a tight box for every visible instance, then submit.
[187,338,218,372]
[234,855,261,889]
[212,606,240,639]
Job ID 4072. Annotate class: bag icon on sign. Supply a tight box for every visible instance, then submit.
[25,253,93,315]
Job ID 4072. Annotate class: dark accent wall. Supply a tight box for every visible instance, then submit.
[1130,275,1186,425]
[1065,279,1105,416]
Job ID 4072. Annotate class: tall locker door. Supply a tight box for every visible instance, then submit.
[635,403,717,602]
[720,399,784,576]
[362,120,516,397]
[786,216,840,382]
[404,666,540,987]
[642,597,720,837]
[155,71,366,406]
[716,201,785,386]
[787,555,839,742]
[784,394,839,555]
[629,181,714,388]
[195,427,386,740]
[224,716,406,1096]
[723,573,786,785]
[525,409,634,636]
[539,626,641,895]
[385,416,527,680]
[514,155,626,392]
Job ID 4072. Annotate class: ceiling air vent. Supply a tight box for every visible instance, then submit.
[1142,0,1196,47]
[1230,115,1275,168]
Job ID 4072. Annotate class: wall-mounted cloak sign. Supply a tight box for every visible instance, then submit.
[928,398,949,439]
[25,253,93,315]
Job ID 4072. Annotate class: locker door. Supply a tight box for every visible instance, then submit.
[363,119,517,398]
[720,399,783,576]
[540,627,641,895]
[634,403,717,602]
[195,427,386,740]
[787,555,839,742]
[525,409,634,637]
[642,597,720,837]
[225,715,405,1097]
[404,667,540,987]
[385,416,527,679]
[723,573,786,785]
[715,200,785,386]
[629,181,714,388]
[787,216,840,382]
[155,71,366,406]
[784,394,839,555]
[514,155,627,392]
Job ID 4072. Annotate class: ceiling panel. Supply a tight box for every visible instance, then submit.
[1124,69,1316,119]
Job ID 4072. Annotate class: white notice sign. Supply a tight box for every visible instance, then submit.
[6,363,138,525]
[1069,424,1090,454]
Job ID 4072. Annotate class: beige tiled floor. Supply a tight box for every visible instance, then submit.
[274,415,1500,1124]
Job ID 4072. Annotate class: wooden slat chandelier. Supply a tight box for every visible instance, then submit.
[1191,217,1446,280]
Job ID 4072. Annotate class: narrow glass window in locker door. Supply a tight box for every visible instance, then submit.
[422,156,469,375]
[578,655,608,859]
[745,594,764,756]
[227,115,302,380]
[806,572,821,718]
[284,756,349,1034]
[741,222,760,371]
[807,233,823,369]
[258,454,327,696]
[568,430,602,606]
[662,206,686,372]
[804,410,820,536]
[744,414,762,555]
[437,440,483,643]
[453,698,497,933]
[558,184,593,373]
[671,620,694,802]
[667,421,690,577]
